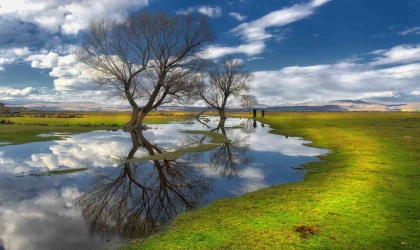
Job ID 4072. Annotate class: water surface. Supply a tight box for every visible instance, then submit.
[0,117,327,250]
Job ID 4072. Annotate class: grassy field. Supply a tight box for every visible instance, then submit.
[0,111,192,145]
[123,112,420,250]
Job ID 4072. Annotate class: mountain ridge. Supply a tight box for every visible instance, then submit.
[7,101,420,112]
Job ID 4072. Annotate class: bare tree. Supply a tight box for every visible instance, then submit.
[240,94,258,113]
[77,11,214,129]
[198,58,253,119]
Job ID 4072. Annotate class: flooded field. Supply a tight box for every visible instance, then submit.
[0,117,327,250]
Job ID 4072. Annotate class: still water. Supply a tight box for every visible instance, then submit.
[0,117,327,250]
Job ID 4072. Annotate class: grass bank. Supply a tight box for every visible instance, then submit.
[125,112,420,249]
[0,111,192,146]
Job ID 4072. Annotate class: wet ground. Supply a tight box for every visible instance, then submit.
[0,117,327,250]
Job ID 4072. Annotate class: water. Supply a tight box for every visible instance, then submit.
[0,117,327,250]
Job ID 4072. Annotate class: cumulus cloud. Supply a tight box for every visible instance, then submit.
[398,26,420,35]
[0,0,149,35]
[228,12,247,21]
[251,45,420,105]
[369,44,420,66]
[176,5,222,18]
[26,52,98,91]
[0,16,62,50]
[0,47,32,68]
[27,52,59,68]
[0,87,40,98]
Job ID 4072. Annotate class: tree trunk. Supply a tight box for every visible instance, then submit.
[134,108,150,129]
[217,117,226,130]
[218,108,227,119]
[129,107,140,126]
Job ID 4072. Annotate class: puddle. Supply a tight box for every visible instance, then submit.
[0,117,327,249]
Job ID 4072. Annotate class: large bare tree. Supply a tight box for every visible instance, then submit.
[240,94,258,113]
[198,58,253,119]
[77,11,214,129]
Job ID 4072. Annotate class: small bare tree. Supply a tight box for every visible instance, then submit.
[77,11,214,129]
[240,94,258,113]
[198,58,253,119]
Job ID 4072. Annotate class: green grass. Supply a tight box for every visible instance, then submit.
[28,167,89,176]
[124,112,420,250]
[0,112,192,146]
[129,130,230,162]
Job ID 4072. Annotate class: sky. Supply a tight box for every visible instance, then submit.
[0,0,420,106]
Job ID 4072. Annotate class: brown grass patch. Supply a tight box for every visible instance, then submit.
[294,225,318,238]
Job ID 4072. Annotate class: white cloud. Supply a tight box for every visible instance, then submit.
[0,0,149,35]
[251,53,420,105]
[0,47,32,68]
[370,44,420,66]
[11,47,31,57]
[231,0,331,42]
[368,49,387,55]
[176,6,222,18]
[228,12,247,21]
[311,0,332,7]
[27,52,97,91]
[398,26,420,35]
[205,42,265,59]
[0,87,40,97]
[205,0,331,59]
[27,52,59,68]
[247,56,264,61]
[198,6,222,18]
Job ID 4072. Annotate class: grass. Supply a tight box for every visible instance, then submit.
[28,167,89,176]
[129,130,230,162]
[124,112,420,250]
[0,111,192,146]
[1,111,191,126]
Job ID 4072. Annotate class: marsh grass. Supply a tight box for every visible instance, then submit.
[129,130,230,162]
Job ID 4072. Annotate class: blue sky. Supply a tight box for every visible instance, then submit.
[0,0,419,105]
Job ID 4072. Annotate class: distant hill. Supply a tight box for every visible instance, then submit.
[20,102,131,112]
[12,101,420,112]
[0,102,27,113]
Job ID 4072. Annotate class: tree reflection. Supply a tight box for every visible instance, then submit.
[240,118,257,134]
[76,130,209,239]
[209,119,252,179]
